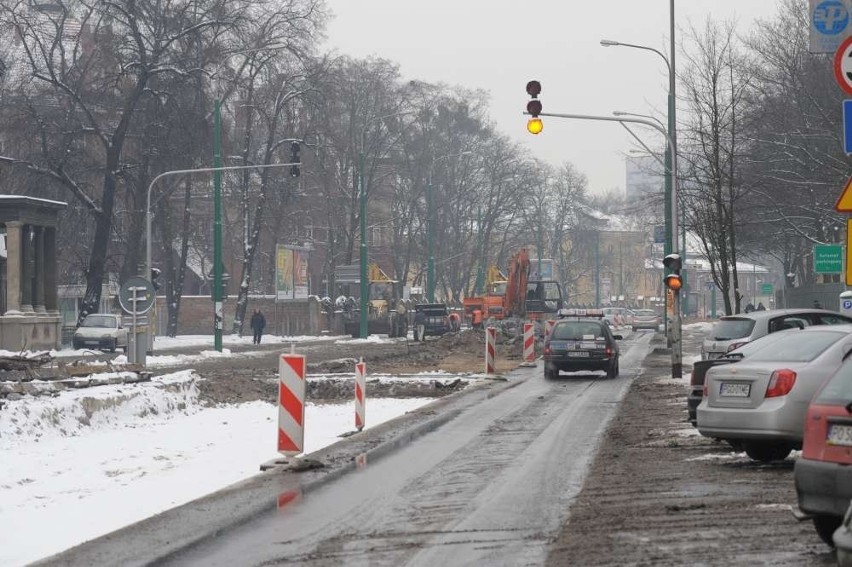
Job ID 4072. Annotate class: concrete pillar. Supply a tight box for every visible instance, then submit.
[5,221,22,314]
[20,224,33,313]
[34,226,45,314]
[44,227,58,314]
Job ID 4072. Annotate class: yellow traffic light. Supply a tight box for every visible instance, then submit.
[527,117,543,135]
[665,274,683,291]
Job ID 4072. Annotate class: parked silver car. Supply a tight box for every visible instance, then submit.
[697,325,852,462]
[700,308,852,360]
[72,314,129,353]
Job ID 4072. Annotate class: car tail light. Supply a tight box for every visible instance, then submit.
[703,382,708,397]
[605,345,613,356]
[766,369,797,398]
[726,341,748,353]
[544,344,551,355]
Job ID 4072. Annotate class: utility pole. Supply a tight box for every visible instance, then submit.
[212,99,224,352]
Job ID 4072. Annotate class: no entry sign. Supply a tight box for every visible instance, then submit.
[834,35,852,94]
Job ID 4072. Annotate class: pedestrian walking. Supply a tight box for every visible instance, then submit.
[250,308,266,345]
[414,309,426,342]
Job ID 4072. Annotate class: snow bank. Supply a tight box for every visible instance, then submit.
[0,370,198,442]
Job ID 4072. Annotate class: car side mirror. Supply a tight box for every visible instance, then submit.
[613,334,623,340]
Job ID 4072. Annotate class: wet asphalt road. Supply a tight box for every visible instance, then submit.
[160,332,654,566]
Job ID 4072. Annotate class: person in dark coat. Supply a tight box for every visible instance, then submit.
[250,309,266,344]
[414,309,426,342]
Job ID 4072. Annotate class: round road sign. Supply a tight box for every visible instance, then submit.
[119,276,156,315]
[834,35,852,95]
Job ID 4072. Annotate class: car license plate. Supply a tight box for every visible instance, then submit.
[720,382,750,397]
[827,423,852,447]
[568,351,590,357]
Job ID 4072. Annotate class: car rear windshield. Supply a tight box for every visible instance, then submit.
[744,331,844,363]
[82,315,116,328]
[815,359,852,402]
[634,310,656,317]
[552,322,605,340]
[710,318,755,340]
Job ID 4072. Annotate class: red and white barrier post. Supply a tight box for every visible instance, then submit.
[485,326,497,375]
[355,358,366,431]
[278,352,306,456]
[545,320,556,342]
[522,323,536,366]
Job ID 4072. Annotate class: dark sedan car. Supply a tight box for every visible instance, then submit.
[543,309,622,380]
[414,303,451,338]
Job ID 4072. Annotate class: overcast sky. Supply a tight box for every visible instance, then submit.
[322,0,785,195]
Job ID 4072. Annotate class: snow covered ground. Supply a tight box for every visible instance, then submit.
[0,363,436,566]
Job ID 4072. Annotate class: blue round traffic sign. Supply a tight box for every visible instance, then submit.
[844,299,852,310]
[814,0,850,35]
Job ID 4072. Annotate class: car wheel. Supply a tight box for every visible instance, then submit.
[743,441,792,462]
[726,439,745,451]
[606,360,617,379]
[813,514,842,547]
[109,339,117,353]
[544,364,558,380]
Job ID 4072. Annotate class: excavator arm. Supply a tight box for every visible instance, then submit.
[503,248,530,318]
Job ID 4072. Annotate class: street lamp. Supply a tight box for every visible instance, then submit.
[427,151,472,303]
[602,2,678,328]
[358,110,415,338]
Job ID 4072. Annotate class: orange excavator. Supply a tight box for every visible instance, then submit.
[463,248,565,325]
[463,248,531,321]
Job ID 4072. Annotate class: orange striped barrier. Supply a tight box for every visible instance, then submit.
[522,323,536,366]
[545,319,556,342]
[485,326,496,374]
[355,358,366,431]
[278,353,306,456]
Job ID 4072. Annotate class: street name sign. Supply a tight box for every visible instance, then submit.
[761,283,774,295]
[815,244,844,274]
[835,35,852,95]
[812,0,852,53]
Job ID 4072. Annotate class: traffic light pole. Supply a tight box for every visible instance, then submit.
[530,110,682,378]
[146,159,302,352]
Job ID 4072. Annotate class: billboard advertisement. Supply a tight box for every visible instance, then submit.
[276,245,309,300]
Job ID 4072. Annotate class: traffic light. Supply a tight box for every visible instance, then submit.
[663,253,683,292]
[526,80,543,135]
[290,141,301,178]
[150,267,162,291]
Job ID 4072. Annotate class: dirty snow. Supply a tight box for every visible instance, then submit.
[0,369,433,567]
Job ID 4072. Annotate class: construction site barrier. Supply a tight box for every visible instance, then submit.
[278,352,306,455]
[522,323,536,366]
[355,358,366,431]
[485,326,496,374]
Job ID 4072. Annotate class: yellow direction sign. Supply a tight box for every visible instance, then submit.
[836,177,852,212]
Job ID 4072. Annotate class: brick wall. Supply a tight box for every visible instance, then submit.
[153,295,336,336]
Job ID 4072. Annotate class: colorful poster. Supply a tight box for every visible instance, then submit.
[276,245,310,300]
[276,245,294,300]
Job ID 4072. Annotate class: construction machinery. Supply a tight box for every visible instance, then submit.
[333,263,408,337]
[463,248,565,325]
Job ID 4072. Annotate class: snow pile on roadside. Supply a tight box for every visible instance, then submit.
[0,370,199,442]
